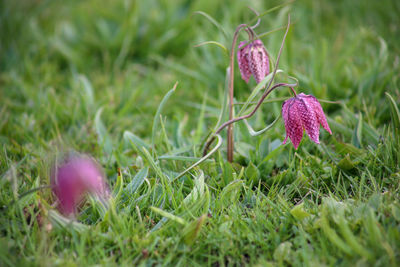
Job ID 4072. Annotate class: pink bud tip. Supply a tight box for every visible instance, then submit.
[51,155,109,217]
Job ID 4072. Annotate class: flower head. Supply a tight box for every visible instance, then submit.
[51,155,109,216]
[282,93,332,149]
[237,39,270,84]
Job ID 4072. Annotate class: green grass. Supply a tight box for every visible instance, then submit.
[1,0,400,265]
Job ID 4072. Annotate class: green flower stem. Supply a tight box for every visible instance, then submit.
[204,15,292,157]
[227,24,250,162]
[203,82,296,156]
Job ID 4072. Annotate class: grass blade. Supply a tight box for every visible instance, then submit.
[151,207,186,225]
[248,0,295,25]
[352,112,363,148]
[193,11,228,39]
[385,92,400,131]
[123,130,150,150]
[194,41,228,55]
[158,155,211,162]
[94,107,113,156]
[173,134,222,181]
[243,114,280,136]
[152,82,178,150]
[126,166,149,194]
[237,70,283,116]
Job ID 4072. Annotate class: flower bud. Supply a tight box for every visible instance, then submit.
[51,155,109,216]
[237,39,270,84]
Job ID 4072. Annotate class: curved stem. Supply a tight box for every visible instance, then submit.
[248,6,261,30]
[203,82,297,156]
[204,14,292,157]
[173,134,223,182]
[265,14,290,93]
[290,87,297,97]
[227,23,249,162]
[245,7,260,41]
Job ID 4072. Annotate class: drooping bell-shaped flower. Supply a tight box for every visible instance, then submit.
[237,39,270,84]
[51,155,109,216]
[282,93,332,149]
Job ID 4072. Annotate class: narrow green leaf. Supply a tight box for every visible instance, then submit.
[385,92,400,131]
[152,82,178,150]
[320,216,352,255]
[337,216,371,259]
[248,0,295,25]
[158,155,212,162]
[194,93,207,144]
[152,56,206,82]
[213,67,230,132]
[332,138,365,156]
[193,11,228,39]
[364,208,383,247]
[141,147,169,182]
[273,242,292,262]
[182,214,207,245]
[338,154,358,170]
[218,180,243,209]
[182,171,205,206]
[87,194,109,218]
[126,166,149,194]
[258,24,289,39]
[173,134,222,181]
[352,112,363,148]
[238,70,283,116]
[245,162,260,183]
[151,171,207,232]
[194,41,228,55]
[151,207,186,226]
[123,130,150,150]
[327,117,353,138]
[48,210,88,233]
[243,115,280,136]
[78,74,94,108]
[159,114,173,153]
[290,203,311,220]
[342,105,379,144]
[391,204,400,221]
[259,144,284,165]
[112,171,124,201]
[94,108,113,155]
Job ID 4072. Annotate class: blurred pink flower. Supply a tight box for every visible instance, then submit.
[51,155,109,216]
[282,93,332,149]
[237,39,270,84]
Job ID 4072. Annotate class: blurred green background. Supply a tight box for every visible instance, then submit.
[1,0,399,139]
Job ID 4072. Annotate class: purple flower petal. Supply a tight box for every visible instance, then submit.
[281,93,332,149]
[306,95,332,134]
[237,41,251,83]
[248,40,270,84]
[297,94,320,144]
[283,98,303,149]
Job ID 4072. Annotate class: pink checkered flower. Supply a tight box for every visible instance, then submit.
[51,155,109,216]
[237,39,270,84]
[282,93,332,149]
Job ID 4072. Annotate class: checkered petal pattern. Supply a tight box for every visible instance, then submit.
[282,93,332,149]
[237,39,269,84]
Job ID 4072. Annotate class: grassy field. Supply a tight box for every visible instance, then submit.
[1,0,400,265]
